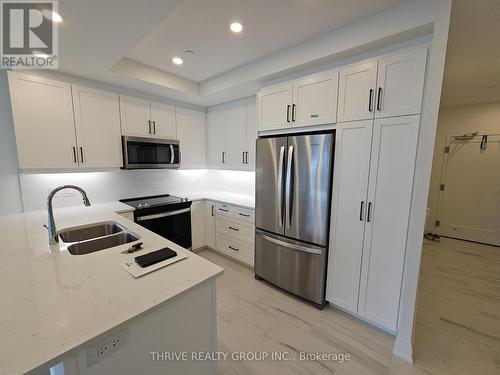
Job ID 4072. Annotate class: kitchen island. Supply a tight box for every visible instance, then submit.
[0,202,223,375]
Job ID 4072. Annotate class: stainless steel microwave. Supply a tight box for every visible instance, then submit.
[122,136,180,169]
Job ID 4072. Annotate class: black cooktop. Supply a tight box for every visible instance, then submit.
[119,194,189,210]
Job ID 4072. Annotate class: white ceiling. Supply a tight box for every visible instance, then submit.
[440,0,500,107]
[125,0,405,82]
[55,0,424,107]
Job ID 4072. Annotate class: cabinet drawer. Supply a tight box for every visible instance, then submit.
[234,206,255,223]
[216,233,254,266]
[216,217,254,243]
[215,202,234,217]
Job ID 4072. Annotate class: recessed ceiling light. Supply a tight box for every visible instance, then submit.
[172,57,183,65]
[230,22,243,33]
[42,9,63,23]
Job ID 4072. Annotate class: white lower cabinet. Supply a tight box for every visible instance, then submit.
[201,200,255,266]
[191,201,206,250]
[204,201,216,248]
[326,115,420,332]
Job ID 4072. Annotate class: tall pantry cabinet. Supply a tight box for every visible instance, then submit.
[326,47,427,332]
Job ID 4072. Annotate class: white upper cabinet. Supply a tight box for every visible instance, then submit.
[225,105,247,166]
[72,86,122,168]
[375,48,427,118]
[150,102,176,139]
[337,60,378,123]
[292,70,339,127]
[206,101,256,171]
[259,83,293,131]
[8,72,79,169]
[119,96,151,137]
[120,96,177,139]
[176,107,206,167]
[207,110,226,167]
[246,104,257,168]
[326,120,373,313]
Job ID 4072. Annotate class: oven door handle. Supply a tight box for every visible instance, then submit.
[136,207,191,221]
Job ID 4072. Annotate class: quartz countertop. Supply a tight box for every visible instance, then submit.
[175,191,255,209]
[0,202,223,375]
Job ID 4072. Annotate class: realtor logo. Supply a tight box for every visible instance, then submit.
[1,0,59,69]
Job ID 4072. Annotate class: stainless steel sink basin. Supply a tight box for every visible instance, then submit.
[67,232,140,255]
[58,221,141,255]
[58,221,124,242]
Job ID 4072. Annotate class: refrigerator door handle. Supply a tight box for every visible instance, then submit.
[277,146,285,227]
[259,232,323,255]
[285,145,294,229]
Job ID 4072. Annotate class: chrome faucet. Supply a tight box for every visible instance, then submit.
[47,185,91,245]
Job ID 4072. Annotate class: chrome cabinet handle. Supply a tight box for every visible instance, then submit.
[80,147,84,163]
[228,226,239,231]
[211,205,214,217]
[222,151,225,163]
[285,145,294,229]
[286,105,291,123]
[72,147,77,163]
[277,145,285,227]
[359,201,365,221]
[368,89,374,112]
[148,120,152,134]
[292,104,296,122]
[242,151,245,164]
[238,212,250,217]
[245,152,249,164]
[153,120,156,134]
[219,208,229,212]
[228,245,239,251]
[367,202,373,222]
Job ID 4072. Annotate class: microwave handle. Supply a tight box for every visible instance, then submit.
[170,145,174,164]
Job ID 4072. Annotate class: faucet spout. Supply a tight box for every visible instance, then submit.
[47,185,91,245]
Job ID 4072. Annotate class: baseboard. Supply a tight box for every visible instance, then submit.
[393,336,413,364]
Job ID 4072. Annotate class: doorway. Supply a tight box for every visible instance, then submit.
[435,133,500,246]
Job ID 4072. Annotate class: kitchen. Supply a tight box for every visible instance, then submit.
[0,0,468,374]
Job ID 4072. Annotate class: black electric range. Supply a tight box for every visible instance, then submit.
[120,194,192,249]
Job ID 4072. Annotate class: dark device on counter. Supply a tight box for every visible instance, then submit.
[134,248,177,268]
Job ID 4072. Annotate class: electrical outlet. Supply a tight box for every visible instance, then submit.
[87,329,129,367]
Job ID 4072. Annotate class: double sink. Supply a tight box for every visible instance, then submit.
[58,221,141,255]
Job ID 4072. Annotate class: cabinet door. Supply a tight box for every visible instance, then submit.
[358,115,420,331]
[225,105,247,167]
[191,201,206,250]
[245,104,257,168]
[207,110,226,167]
[72,86,122,168]
[204,200,216,248]
[176,108,206,167]
[119,95,151,137]
[7,72,78,169]
[150,102,176,139]
[292,70,339,127]
[376,48,427,118]
[326,120,373,313]
[337,60,378,122]
[258,83,292,131]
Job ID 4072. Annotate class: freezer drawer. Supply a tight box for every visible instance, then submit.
[254,229,327,305]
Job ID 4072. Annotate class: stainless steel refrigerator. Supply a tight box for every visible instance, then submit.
[254,132,334,308]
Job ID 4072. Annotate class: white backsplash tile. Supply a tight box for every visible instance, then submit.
[20,169,255,211]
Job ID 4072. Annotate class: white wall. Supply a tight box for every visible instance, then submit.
[0,70,23,214]
[19,169,255,212]
[426,101,500,230]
